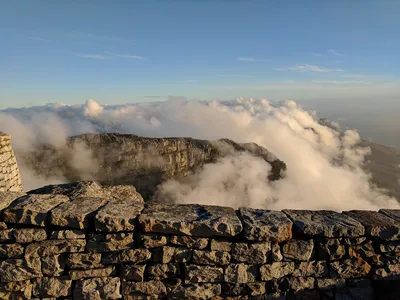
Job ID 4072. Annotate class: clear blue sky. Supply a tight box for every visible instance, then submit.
[1,0,399,108]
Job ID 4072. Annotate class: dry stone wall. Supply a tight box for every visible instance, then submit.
[0,132,22,192]
[1,187,400,300]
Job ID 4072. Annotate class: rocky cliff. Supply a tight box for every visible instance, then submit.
[22,133,287,199]
[0,132,23,192]
[0,182,400,299]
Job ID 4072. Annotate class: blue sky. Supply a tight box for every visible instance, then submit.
[1,0,399,108]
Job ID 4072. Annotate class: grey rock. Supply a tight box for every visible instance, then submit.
[168,283,221,299]
[13,228,47,243]
[224,264,257,284]
[210,239,232,251]
[0,191,25,211]
[231,242,271,264]
[282,239,314,261]
[42,255,66,276]
[239,208,292,242]
[330,257,371,278]
[292,261,328,277]
[139,234,168,248]
[102,248,151,264]
[120,265,146,281]
[284,210,365,237]
[185,265,224,283]
[147,263,180,280]
[344,210,400,240]
[139,203,242,237]
[0,258,42,282]
[25,239,86,257]
[87,233,134,252]
[260,262,295,281]
[69,266,115,280]
[271,243,283,261]
[316,239,346,260]
[152,246,192,263]
[32,277,72,297]
[50,197,108,229]
[3,194,69,226]
[193,249,231,265]
[0,229,13,242]
[122,280,166,298]
[73,277,121,299]
[51,229,85,239]
[0,280,33,299]
[170,235,209,249]
[67,253,103,269]
[0,243,24,258]
[95,199,144,232]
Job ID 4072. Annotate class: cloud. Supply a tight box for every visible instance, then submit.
[1,98,399,210]
[116,54,144,60]
[311,53,323,57]
[277,64,343,72]
[236,57,269,62]
[29,37,51,42]
[328,49,344,56]
[341,74,365,78]
[312,80,369,85]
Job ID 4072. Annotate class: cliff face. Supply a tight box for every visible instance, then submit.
[22,133,286,199]
[0,132,23,192]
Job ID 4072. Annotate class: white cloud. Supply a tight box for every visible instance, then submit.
[116,54,144,60]
[312,80,369,85]
[328,49,344,56]
[277,64,343,72]
[341,74,365,78]
[29,37,51,42]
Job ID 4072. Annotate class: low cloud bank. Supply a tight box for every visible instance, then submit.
[1,98,398,210]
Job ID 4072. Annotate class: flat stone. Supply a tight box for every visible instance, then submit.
[13,228,47,243]
[51,197,108,229]
[51,230,85,239]
[0,229,13,242]
[3,194,69,226]
[282,239,314,261]
[68,253,103,269]
[316,238,346,260]
[25,239,86,257]
[0,280,33,299]
[239,208,292,242]
[284,210,365,237]
[260,262,295,281]
[87,233,134,252]
[120,265,146,281]
[330,257,371,278]
[170,235,209,249]
[193,250,231,265]
[231,242,271,264]
[344,210,400,240]
[42,255,66,276]
[73,277,121,299]
[0,258,42,282]
[139,203,242,237]
[122,280,167,298]
[152,246,192,263]
[292,261,328,277]
[380,209,400,222]
[185,265,224,284]
[69,266,115,280]
[102,249,151,264]
[0,191,26,211]
[147,263,180,280]
[168,283,221,299]
[139,234,168,248]
[210,239,232,251]
[0,243,24,258]
[32,277,72,298]
[224,264,257,284]
[95,199,144,232]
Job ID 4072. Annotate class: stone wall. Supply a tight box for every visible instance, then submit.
[0,132,22,192]
[1,185,400,299]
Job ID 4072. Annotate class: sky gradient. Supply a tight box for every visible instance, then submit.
[1,0,399,108]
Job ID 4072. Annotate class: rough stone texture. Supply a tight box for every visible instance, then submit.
[0,280,33,299]
[0,243,24,258]
[51,229,86,239]
[271,243,283,262]
[380,240,400,253]
[0,191,26,211]
[0,229,13,242]
[210,239,232,251]
[120,265,146,281]
[330,257,371,278]
[239,208,292,242]
[224,264,257,284]
[51,197,109,229]
[315,238,346,260]
[169,283,221,299]
[25,239,86,257]
[152,246,192,263]
[282,239,314,261]
[42,255,66,276]
[344,210,400,240]
[68,253,103,269]
[139,203,243,237]
[73,277,121,299]
[283,210,365,237]
[139,233,168,248]
[13,228,47,243]
[102,249,151,264]
[147,263,180,280]
[87,233,134,252]
[70,266,115,280]
[170,235,209,249]
[380,209,400,223]
[260,262,295,281]
[122,280,167,298]
[185,265,224,283]
[3,194,69,226]
[231,242,271,264]
[292,261,328,277]
[0,258,42,282]
[95,199,144,232]
[193,249,231,265]
[0,133,23,192]
[32,277,72,298]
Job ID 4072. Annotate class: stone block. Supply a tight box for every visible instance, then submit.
[224,264,257,284]
[168,283,221,299]
[282,239,314,261]
[87,233,134,252]
[13,228,47,243]
[139,234,168,248]
[32,277,72,298]
[68,253,103,269]
[193,249,231,265]
[170,235,209,249]
[73,277,122,299]
[260,262,295,281]
[152,246,192,263]
[121,280,167,298]
[120,265,146,281]
[51,229,86,239]
[0,258,42,282]
[231,242,271,264]
[330,257,371,278]
[102,249,151,264]
[42,254,66,276]
[185,265,224,283]
[69,266,115,280]
[0,243,24,258]
[147,263,180,280]
[25,239,86,257]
